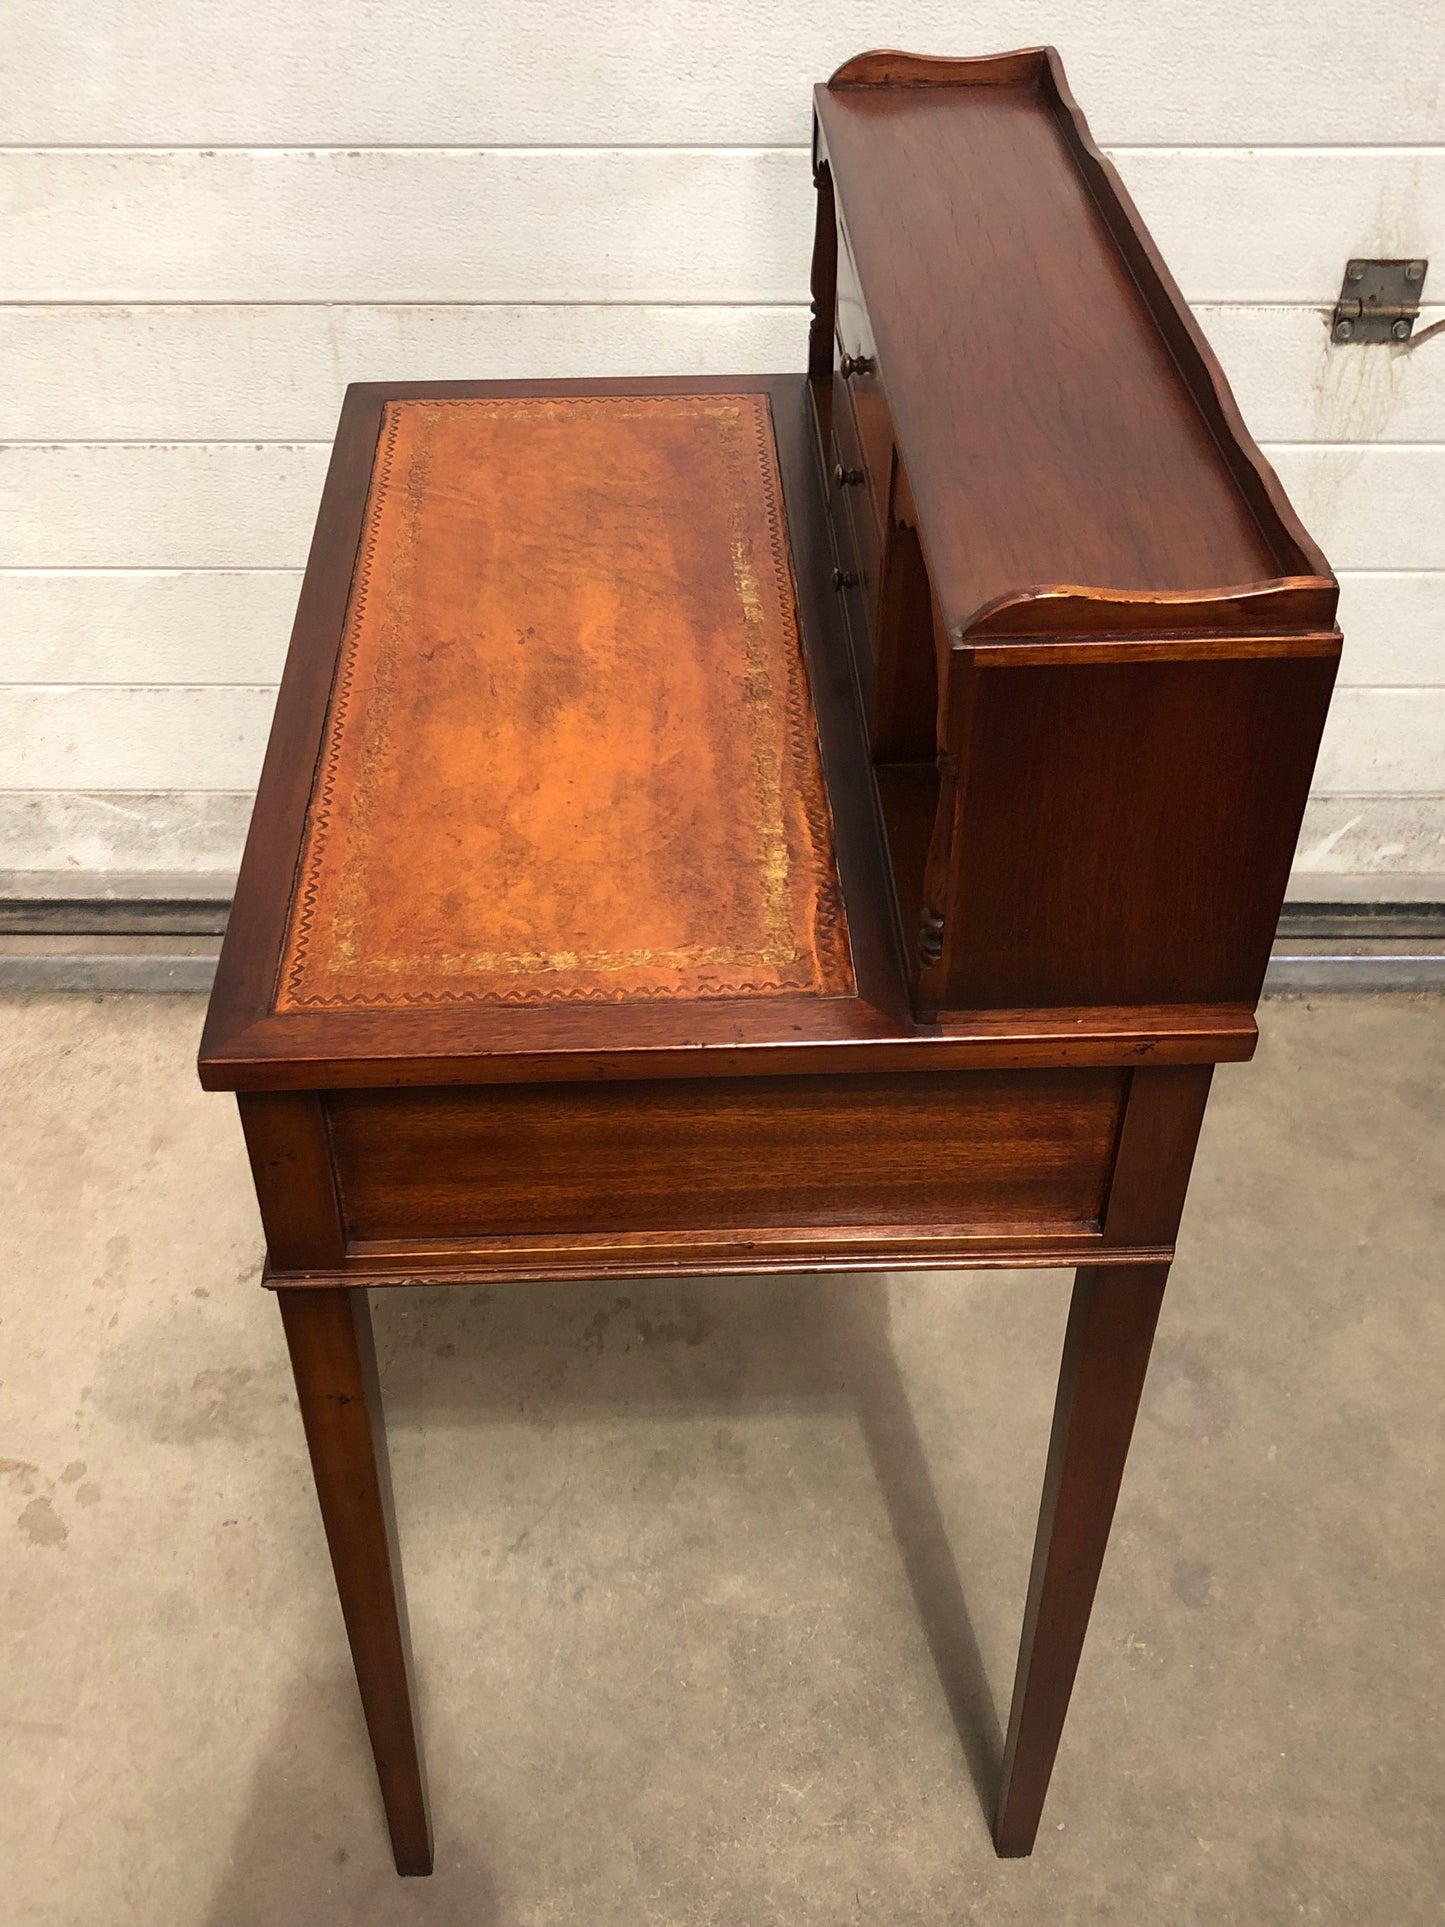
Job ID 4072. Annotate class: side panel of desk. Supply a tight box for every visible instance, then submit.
[916,637,1341,1015]
[238,1063,1212,1286]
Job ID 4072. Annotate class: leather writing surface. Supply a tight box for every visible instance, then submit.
[277,394,854,1010]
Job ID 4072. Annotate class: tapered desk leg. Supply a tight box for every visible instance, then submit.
[993,1263,1168,1857]
[279,1286,434,1876]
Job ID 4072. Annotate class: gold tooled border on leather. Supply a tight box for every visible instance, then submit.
[275,394,855,1010]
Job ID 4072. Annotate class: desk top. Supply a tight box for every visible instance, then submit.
[276,392,853,1012]
[202,375,931,1089]
[200,374,1259,1091]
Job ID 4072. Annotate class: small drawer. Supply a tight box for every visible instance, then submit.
[833,221,896,517]
[831,368,884,540]
[845,369,896,530]
[831,542,877,711]
[835,218,874,373]
[831,416,881,592]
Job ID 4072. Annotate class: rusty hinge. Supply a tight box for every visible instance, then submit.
[1333,257,1429,342]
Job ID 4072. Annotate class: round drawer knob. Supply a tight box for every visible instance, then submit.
[832,568,860,591]
[839,353,874,379]
[833,463,865,488]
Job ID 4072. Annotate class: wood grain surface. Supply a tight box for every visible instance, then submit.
[325,1068,1126,1242]
[817,75,1294,633]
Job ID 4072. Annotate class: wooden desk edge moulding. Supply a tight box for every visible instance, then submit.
[199,46,1340,1875]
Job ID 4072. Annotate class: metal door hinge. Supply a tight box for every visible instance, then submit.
[1333,258,1428,342]
[916,907,945,968]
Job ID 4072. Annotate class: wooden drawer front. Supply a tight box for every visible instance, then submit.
[831,348,885,541]
[833,221,895,518]
[834,217,874,385]
[327,1069,1126,1244]
[830,413,881,617]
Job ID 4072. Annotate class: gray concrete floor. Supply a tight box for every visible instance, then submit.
[1,993,1442,1926]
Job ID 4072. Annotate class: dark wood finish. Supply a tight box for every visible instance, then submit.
[279,1288,432,1875]
[994,1262,1169,1855]
[237,1092,345,1269]
[829,382,883,630]
[965,585,1341,640]
[327,1068,1124,1243]
[198,45,1340,1873]
[812,50,1338,1014]
[200,392,385,1060]
[806,151,837,385]
[1101,1067,1214,1247]
[921,647,1339,1011]
[271,1235,1174,1289]
[203,989,1256,1091]
[816,51,1332,625]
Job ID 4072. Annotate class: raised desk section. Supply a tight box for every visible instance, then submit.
[810,49,1341,1018]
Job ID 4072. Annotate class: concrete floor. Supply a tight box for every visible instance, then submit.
[1,994,1442,1926]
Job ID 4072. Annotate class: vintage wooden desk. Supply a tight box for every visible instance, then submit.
[199,48,1339,1874]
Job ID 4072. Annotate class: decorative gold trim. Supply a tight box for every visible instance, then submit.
[276,394,854,1011]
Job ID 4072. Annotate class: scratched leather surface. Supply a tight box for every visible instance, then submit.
[276,395,855,1010]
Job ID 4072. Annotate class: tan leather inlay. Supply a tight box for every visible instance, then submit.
[276,394,854,1010]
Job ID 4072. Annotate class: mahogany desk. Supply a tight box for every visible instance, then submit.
[199,48,1339,1874]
